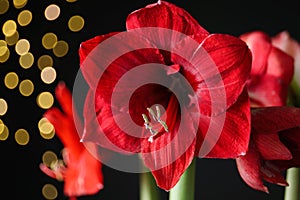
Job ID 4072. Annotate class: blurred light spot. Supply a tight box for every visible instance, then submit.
[66,0,77,2]
[41,67,56,84]
[0,0,9,15]
[0,119,4,133]
[42,150,58,167]
[0,40,8,57]
[19,79,34,96]
[0,40,7,47]
[37,55,53,70]
[37,91,54,109]
[0,124,9,141]
[42,184,58,200]
[39,120,54,135]
[15,128,29,145]
[17,10,32,26]
[2,20,17,37]
[42,32,57,50]
[0,46,10,63]
[38,117,55,140]
[45,4,60,21]
[4,72,19,89]
[68,15,84,32]
[19,52,34,69]
[13,0,27,9]
[5,31,19,46]
[15,39,30,55]
[53,40,68,57]
[0,99,8,116]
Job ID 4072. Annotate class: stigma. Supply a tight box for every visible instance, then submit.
[142,105,169,143]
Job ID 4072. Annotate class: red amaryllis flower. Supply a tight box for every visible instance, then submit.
[79,0,252,190]
[272,31,300,105]
[236,106,300,193]
[39,82,104,198]
[240,31,294,107]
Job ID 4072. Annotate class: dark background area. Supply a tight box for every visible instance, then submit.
[1,0,299,199]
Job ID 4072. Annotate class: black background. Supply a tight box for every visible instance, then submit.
[1,0,299,199]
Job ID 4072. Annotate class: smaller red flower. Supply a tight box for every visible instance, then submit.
[240,31,294,107]
[236,106,300,193]
[272,31,300,105]
[39,82,104,198]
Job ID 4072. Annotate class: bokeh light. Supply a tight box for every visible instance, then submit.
[68,15,85,32]
[15,38,30,56]
[4,72,19,89]
[2,20,17,37]
[42,184,58,200]
[36,91,54,109]
[0,0,9,15]
[19,79,34,96]
[17,10,33,26]
[37,54,53,70]
[0,99,8,116]
[19,52,34,69]
[53,40,69,57]
[15,128,30,145]
[41,67,57,84]
[44,4,60,21]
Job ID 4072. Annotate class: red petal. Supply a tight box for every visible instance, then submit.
[141,103,197,190]
[126,1,209,43]
[44,84,84,159]
[266,47,294,86]
[173,34,252,116]
[82,89,139,154]
[145,141,195,191]
[240,31,272,76]
[251,107,300,133]
[236,142,269,193]
[261,161,288,187]
[247,75,289,107]
[280,127,300,149]
[253,132,292,160]
[64,144,104,197]
[197,89,251,158]
[79,32,120,90]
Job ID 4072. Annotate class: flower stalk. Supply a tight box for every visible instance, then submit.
[169,158,196,200]
[140,171,161,200]
[284,168,300,200]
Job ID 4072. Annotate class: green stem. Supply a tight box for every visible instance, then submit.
[284,168,300,200]
[169,158,196,200]
[140,171,161,200]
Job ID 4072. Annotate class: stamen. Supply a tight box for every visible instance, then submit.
[142,106,169,143]
[147,107,157,121]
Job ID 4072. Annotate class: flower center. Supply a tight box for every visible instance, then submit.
[142,105,169,143]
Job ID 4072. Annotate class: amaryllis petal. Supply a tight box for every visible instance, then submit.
[272,31,300,104]
[141,101,197,190]
[42,83,104,197]
[236,142,269,193]
[63,143,104,197]
[44,83,84,159]
[173,34,252,116]
[251,107,300,133]
[240,31,271,75]
[261,162,288,187]
[79,32,120,90]
[126,1,209,43]
[198,89,251,158]
[266,47,294,86]
[253,132,292,160]
[247,75,290,107]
